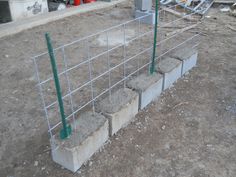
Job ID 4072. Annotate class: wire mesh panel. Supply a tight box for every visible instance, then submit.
[33,5,201,148]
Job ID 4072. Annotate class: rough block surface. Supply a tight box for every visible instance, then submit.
[97,88,139,136]
[127,73,163,109]
[170,47,198,75]
[158,57,182,90]
[52,112,109,172]
[135,10,155,25]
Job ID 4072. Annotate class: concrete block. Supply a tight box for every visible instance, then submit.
[51,112,109,172]
[97,88,139,136]
[158,57,182,90]
[134,0,152,11]
[135,10,155,25]
[127,73,163,109]
[170,47,198,75]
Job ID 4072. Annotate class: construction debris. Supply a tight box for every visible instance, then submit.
[161,7,197,21]
[220,6,231,12]
[161,0,214,15]
[229,3,236,17]
[226,24,236,32]
[213,0,235,6]
[165,24,198,36]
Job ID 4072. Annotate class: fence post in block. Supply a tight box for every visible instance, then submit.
[150,0,159,74]
[45,33,72,140]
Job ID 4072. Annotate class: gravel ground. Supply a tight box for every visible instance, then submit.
[0,1,236,177]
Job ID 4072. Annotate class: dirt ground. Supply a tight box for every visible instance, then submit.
[0,1,236,176]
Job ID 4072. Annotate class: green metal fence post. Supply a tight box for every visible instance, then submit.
[150,0,159,74]
[45,33,72,140]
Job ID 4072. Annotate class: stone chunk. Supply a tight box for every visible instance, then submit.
[127,73,163,109]
[170,47,198,75]
[52,112,109,172]
[97,88,139,136]
[158,57,182,90]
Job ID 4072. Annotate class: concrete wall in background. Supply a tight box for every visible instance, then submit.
[0,1,12,23]
[0,0,48,21]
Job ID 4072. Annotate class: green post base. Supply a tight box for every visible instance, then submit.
[149,64,157,75]
[60,125,72,139]
[150,0,159,75]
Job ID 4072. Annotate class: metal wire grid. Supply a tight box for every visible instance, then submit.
[33,5,200,142]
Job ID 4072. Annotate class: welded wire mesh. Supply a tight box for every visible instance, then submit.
[33,5,201,147]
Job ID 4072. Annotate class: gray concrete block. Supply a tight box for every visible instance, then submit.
[51,112,109,172]
[158,57,182,90]
[134,0,152,11]
[97,88,139,136]
[170,47,198,75]
[135,10,155,25]
[127,73,163,110]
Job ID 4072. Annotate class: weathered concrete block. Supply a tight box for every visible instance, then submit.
[135,0,152,11]
[97,88,139,136]
[51,112,109,172]
[158,57,182,90]
[127,73,163,110]
[170,47,198,75]
[134,10,155,25]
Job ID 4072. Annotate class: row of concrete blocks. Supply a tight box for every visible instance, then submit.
[52,47,198,172]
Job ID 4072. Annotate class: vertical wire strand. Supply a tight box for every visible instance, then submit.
[33,57,54,145]
[61,46,76,131]
[123,24,126,88]
[87,39,95,114]
[138,18,141,76]
[106,31,112,102]
[159,8,163,63]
